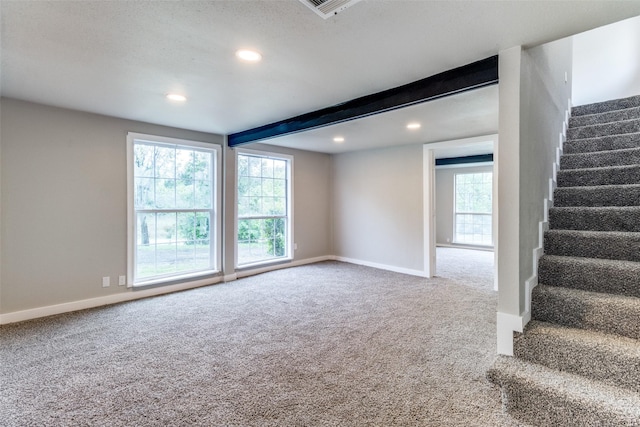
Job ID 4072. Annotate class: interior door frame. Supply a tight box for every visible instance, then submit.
[423,134,499,291]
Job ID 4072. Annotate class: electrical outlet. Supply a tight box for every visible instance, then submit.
[102,277,110,288]
[294,243,298,250]
[118,275,126,286]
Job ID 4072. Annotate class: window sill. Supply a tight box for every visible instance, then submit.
[132,269,220,288]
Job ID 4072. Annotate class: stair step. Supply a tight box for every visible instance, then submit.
[572,94,640,116]
[560,147,640,169]
[549,206,640,232]
[532,285,640,340]
[544,229,640,262]
[538,255,640,298]
[569,105,640,128]
[514,321,640,393]
[557,164,640,187]
[487,355,640,427]
[554,184,640,207]
[563,132,640,154]
[567,118,640,140]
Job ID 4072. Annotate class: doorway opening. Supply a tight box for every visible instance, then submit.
[423,135,498,291]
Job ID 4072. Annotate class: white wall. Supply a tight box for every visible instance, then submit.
[497,47,523,321]
[573,15,640,106]
[435,164,493,246]
[332,144,424,275]
[0,99,333,318]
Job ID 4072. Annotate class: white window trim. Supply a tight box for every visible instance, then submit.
[235,148,294,269]
[126,132,222,287]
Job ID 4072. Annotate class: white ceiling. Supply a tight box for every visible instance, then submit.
[2,1,640,153]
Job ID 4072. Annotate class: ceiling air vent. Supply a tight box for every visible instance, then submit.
[299,0,363,19]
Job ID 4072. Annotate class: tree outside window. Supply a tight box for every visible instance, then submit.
[128,133,218,285]
[237,151,291,266]
[454,172,492,246]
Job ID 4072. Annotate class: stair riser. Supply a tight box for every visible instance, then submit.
[564,133,640,154]
[549,208,640,232]
[557,166,640,187]
[531,286,640,340]
[554,186,640,207]
[560,149,640,169]
[567,119,640,140]
[569,106,640,128]
[514,333,640,393]
[544,232,640,262]
[572,95,640,116]
[492,380,639,427]
[538,256,640,297]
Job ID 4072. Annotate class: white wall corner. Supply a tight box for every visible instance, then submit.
[497,312,523,355]
[333,256,429,278]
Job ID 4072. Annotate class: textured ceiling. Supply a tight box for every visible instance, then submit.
[2,1,640,152]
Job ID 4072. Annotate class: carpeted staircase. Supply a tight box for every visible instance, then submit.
[488,95,640,426]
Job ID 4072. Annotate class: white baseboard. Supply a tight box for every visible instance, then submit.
[234,255,334,279]
[497,311,524,355]
[333,256,428,278]
[0,255,334,325]
[0,276,224,325]
[435,243,494,252]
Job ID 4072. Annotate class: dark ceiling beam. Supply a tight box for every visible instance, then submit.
[435,154,494,166]
[228,55,499,147]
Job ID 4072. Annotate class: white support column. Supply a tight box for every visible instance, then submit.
[423,147,436,278]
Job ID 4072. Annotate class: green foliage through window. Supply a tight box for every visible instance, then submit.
[454,172,492,246]
[237,152,290,265]
[131,136,216,282]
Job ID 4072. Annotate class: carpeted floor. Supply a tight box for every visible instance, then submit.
[435,247,495,292]
[1,251,524,426]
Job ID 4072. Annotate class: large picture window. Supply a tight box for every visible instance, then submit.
[127,133,220,286]
[236,150,292,267]
[454,172,492,246]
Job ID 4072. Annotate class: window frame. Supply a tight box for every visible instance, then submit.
[453,171,493,247]
[235,148,294,269]
[126,132,222,287]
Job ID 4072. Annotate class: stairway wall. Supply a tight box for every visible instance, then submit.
[497,37,573,354]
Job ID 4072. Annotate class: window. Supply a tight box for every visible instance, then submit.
[236,150,292,267]
[454,172,492,246]
[127,133,220,286]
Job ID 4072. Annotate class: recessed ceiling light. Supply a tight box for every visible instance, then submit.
[407,122,421,130]
[236,49,262,62]
[166,93,187,102]
[333,136,345,143]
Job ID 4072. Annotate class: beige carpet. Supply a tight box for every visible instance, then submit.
[436,246,495,292]
[1,254,523,426]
